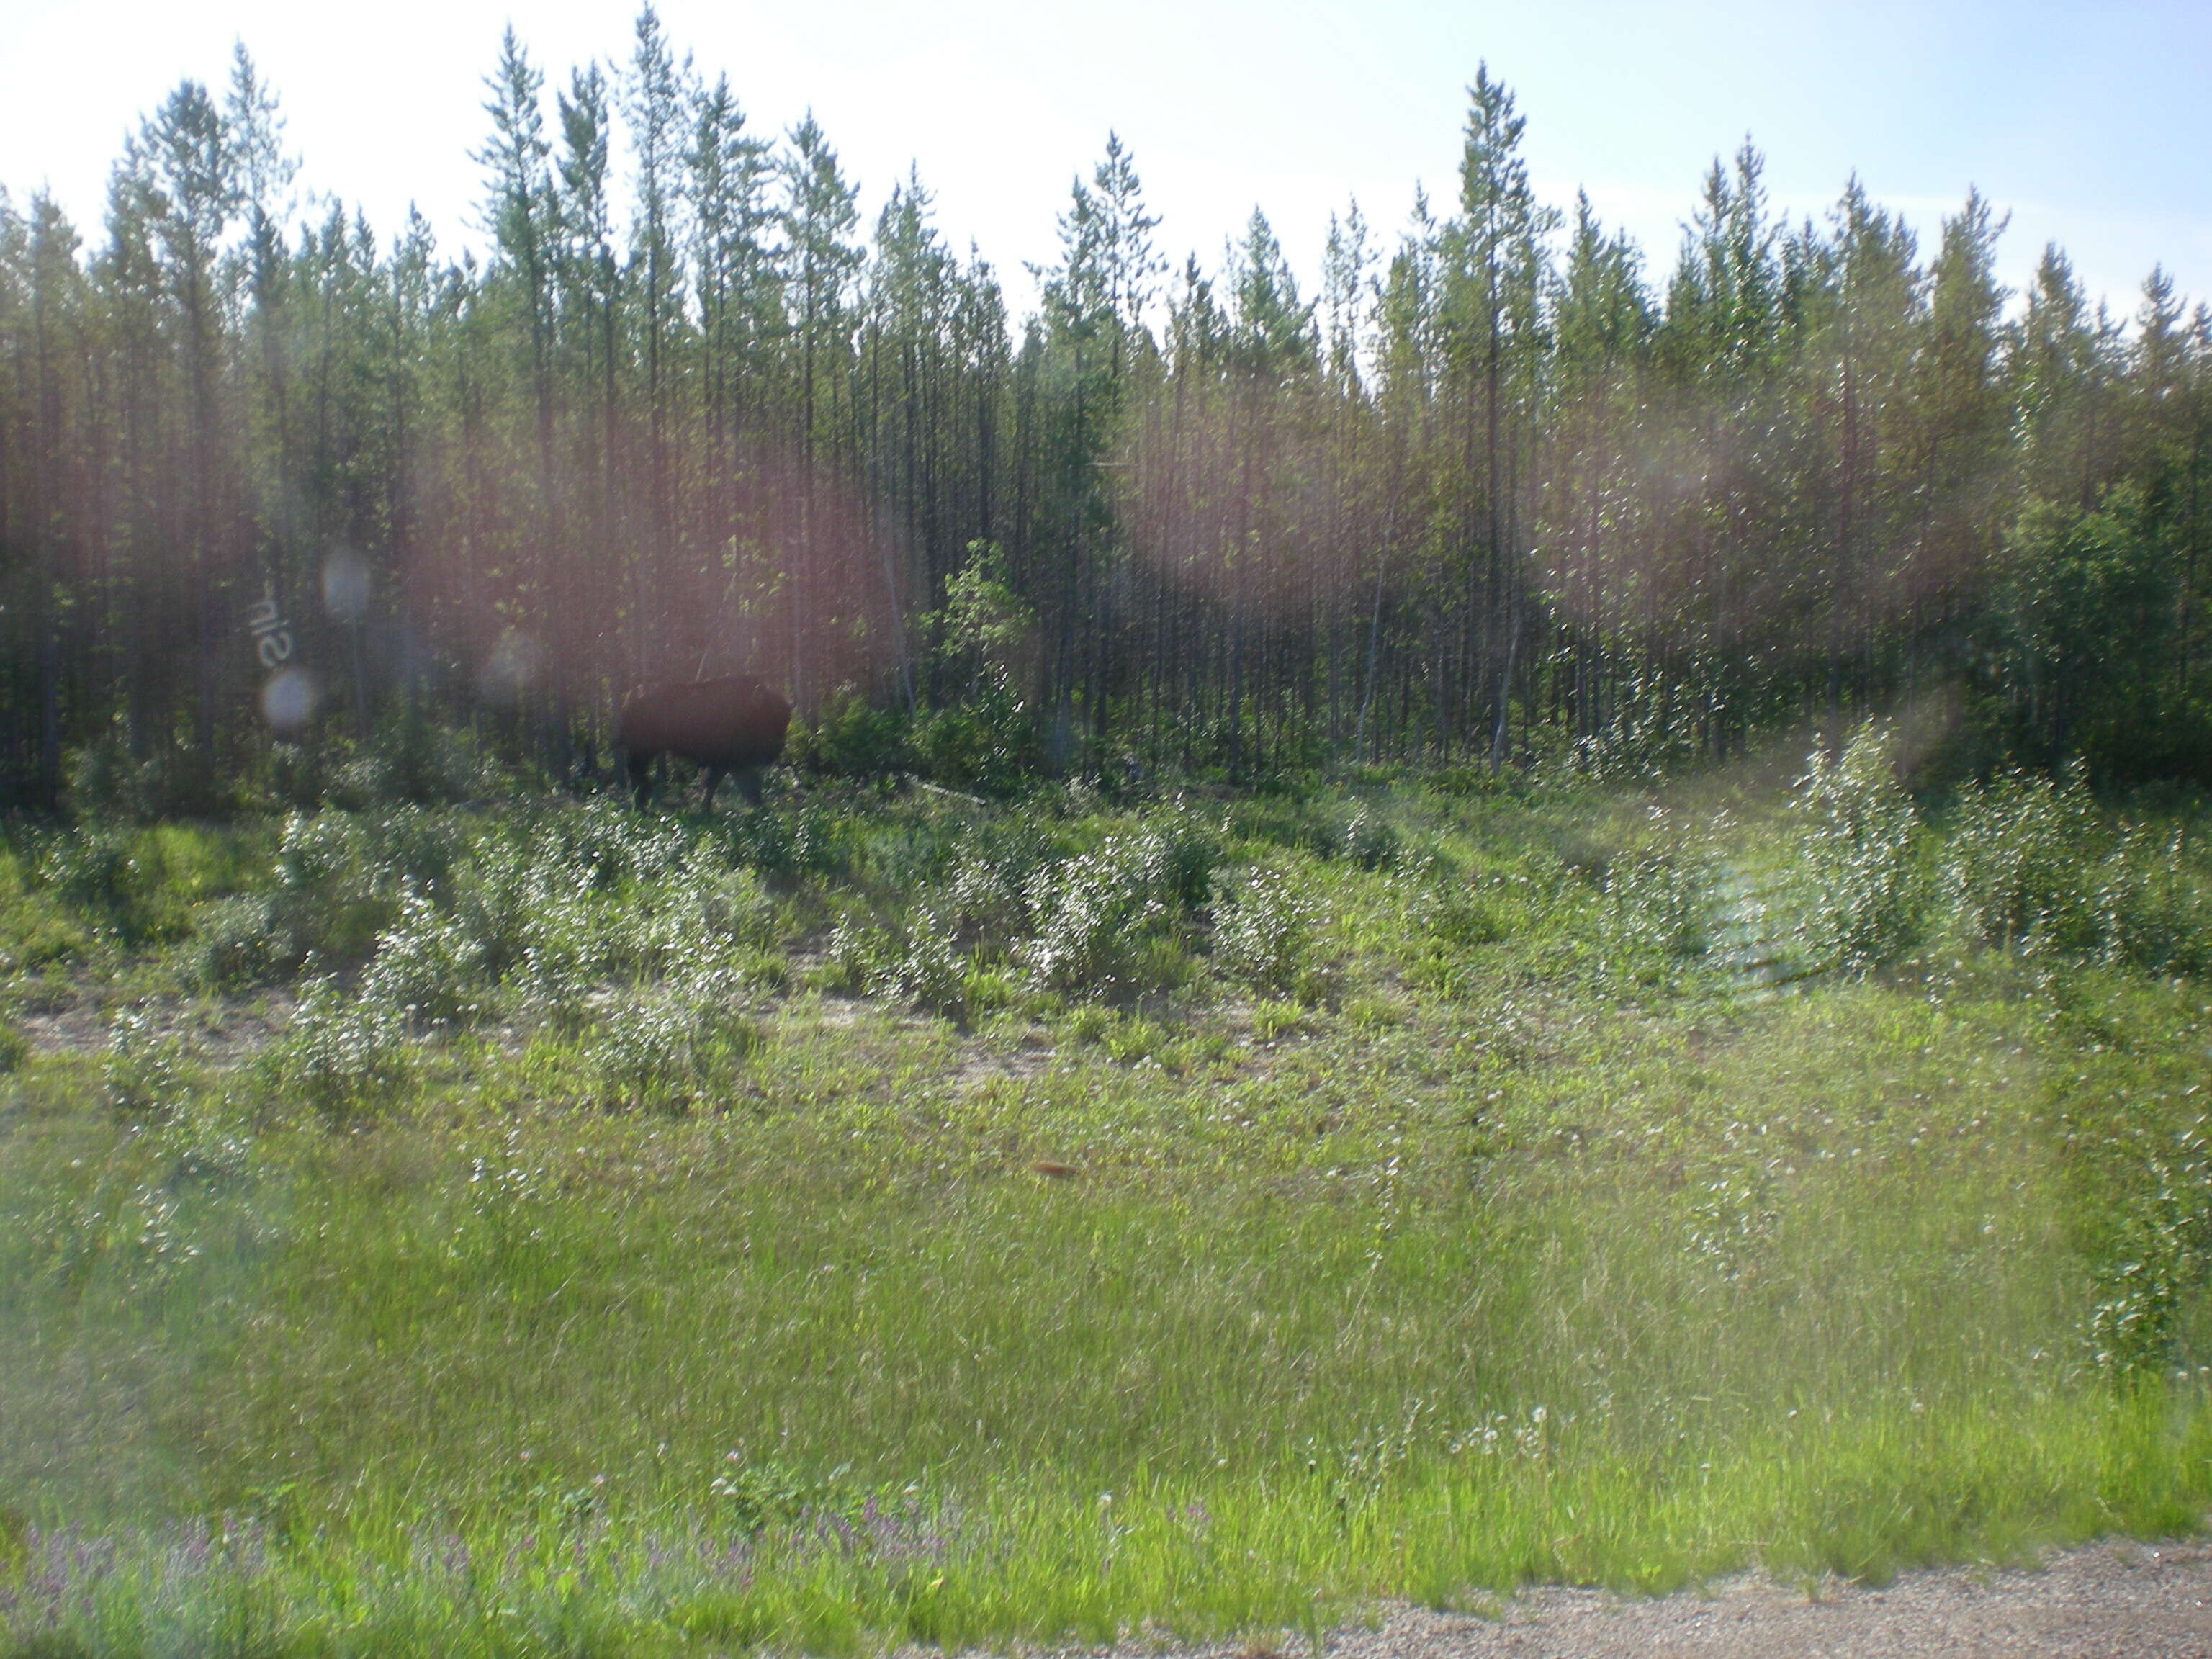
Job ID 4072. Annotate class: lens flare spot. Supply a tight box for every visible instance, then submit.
[323,549,371,623]
[261,667,320,734]
[480,629,543,706]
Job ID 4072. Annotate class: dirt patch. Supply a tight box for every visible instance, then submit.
[952,1026,1056,1092]
[14,986,296,1063]
[1132,1538,2212,1659]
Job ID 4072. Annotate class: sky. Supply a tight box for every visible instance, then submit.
[3,0,2208,328]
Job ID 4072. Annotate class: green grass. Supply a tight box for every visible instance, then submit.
[3,755,2212,1653]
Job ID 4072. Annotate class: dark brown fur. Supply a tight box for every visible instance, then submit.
[617,675,792,809]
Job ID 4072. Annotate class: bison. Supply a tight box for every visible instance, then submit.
[617,675,792,809]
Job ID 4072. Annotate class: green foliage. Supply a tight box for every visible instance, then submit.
[1336,804,1399,871]
[910,678,1040,796]
[824,909,971,1017]
[1790,724,1927,974]
[324,699,504,808]
[0,839,91,972]
[37,826,215,946]
[188,893,294,989]
[1019,830,1184,997]
[260,974,415,1120]
[727,802,850,884]
[707,1457,856,1537]
[65,729,237,822]
[100,1007,189,1121]
[587,981,760,1112]
[0,1017,27,1076]
[269,810,398,963]
[1941,768,2108,957]
[361,880,487,1029]
[1939,770,2212,976]
[797,688,911,779]
[2095,823,2212,978]
[1999,491,2206,783]
[1602,846,1714,979]
[912,542,1043,794]
[1211,861,1321,993]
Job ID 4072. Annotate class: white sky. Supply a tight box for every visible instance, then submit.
[4,0,2208,328]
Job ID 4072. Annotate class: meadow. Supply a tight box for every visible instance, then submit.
[3,728,2211,1656]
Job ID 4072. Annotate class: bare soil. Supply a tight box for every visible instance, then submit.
[1152,1539,2212,1659]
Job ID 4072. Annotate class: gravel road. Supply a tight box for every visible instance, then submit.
[1165,1539,2212,1659]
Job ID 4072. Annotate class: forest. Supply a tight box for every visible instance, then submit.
[2,13,2207,812]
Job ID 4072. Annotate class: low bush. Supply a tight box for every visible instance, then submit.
[269,811,396,963]
[100,1008,189,1122]
[823,911,970,1017]
[727,802,851,884]
[1790,723,1927,974]
[1020,832,1180,998]
[909,678,1040,796]
[324,700,503,808]
[587,981,760,1112]
[796,690,910,779]
[38,827,183,945]
[189,894,296,989]
[1602,848,1713,976]
[261,975,414,1120]
[1213,862,1320,994]
[2096,824,2212,977]
[1941,768,2105,957]
[1338,805,1400,871]
[66,729,236,821]
[361,881,488,1030]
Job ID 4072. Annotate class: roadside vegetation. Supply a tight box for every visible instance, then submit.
[4,727,2212,1654]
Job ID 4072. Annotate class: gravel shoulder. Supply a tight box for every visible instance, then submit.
[1175,1539,2212,1659]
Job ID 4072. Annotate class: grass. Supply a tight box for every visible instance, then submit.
[3,741,2212,1653]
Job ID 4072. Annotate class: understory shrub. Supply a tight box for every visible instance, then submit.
[361,881,488,1029]
[1940,770,2211,974]
[1019,832,1183,997]
[325,701,501,808]
[588,981,760,1112]
[38,827,192,945]
[883,914,970,1016]
[66,729,235,820]
[824,912,969,1017]
[262,975,414,1120]
[797,691,910,779]
[909,677,1040,796]
[1941,768,2105,956]
[1338,804,1400,871]
[1213,862,1320,993]
[1791,723,1926,974]
[101,1008,189,1121]
[1603,846,1714,976]
[189,894,296,989]
[269,811,396,963]
[2095,825,2212,978]
[727,803,850,884]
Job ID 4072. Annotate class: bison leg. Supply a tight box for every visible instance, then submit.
[701,766,724,811]
[627,748,655,809]
[734,767,765,807]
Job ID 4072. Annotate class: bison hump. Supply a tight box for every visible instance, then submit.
[619,675,791,769]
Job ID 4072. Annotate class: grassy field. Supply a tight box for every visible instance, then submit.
[3,732,2211,1655]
